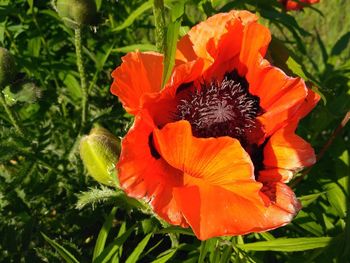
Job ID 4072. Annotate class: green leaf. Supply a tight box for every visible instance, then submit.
[161,1,185,87]
[112,44,157,53]
[152,249,177,263]
[325,180,347,218]
[171,0,185,21]
[95,0,102,10]
[27,0,33,10]
[259,232,276,241]
[125,233,152,263]
[199,239,217,263]
[28,37,41,57]
[93,225,135,263]
[111,0,177,32]
[60,72,82,104]
[286,56,308,80]
[237,237,333,252]
[41,233,80,263]
[161,20,181,87]
[299,192,326,207]
[286,57,327,104]
[157,226,195,236]
[331,31,350,56]
[0,22,5,43]
[92,207,118,261]
[112,1,153,32]
[294,211,324,236]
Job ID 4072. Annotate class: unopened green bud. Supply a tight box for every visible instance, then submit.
[80,127,120,186]
[56,0,98,29]
[0,47,16,88]
[3,80,41,105]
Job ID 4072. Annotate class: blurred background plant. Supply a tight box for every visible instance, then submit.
[0,0,349,262]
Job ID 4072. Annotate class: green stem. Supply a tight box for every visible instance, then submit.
[159,220,179,248]
[0,91,24,136]
[153,0,166,53]
[74,28,88,127]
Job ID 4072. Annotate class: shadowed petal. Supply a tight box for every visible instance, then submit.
[117,111,187,226]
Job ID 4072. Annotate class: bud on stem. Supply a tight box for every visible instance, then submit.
[56,0,97,29]
[0,47,16,88]
[80,127,121,186]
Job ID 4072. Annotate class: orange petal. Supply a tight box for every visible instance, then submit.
[263,123,316,171]
[167,59,205,96]
[173,179,300,240]
[111,52,163,114]
[153,120,255,184]
[176,11,257,66]
[247,60,308,137]
[291,87,320,121]
[151,120,300,240]
[283,0,320,11]
[117,111,187,226]
[239,23,271,73]
[261,181,301,217]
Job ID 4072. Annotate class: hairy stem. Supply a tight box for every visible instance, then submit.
[74,28,88,126]
[291,110,350,188]
[159,220,179,248]
[0,91,24,136]
[153,0,166,53]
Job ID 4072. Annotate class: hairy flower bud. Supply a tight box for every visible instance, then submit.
[0,47,16,88]
[56,0,97,29]
[3,80,42,106]
[80,127,120,186]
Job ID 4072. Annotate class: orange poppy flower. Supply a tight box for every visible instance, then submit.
[111,10,320,240]
[280,0,320,11]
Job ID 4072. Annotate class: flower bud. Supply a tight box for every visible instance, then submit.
[80,127,120,186]
[56,0,97,29]
[3,80,41,106]
[0,47,16,88]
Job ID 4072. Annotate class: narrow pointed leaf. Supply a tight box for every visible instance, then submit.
[125,233,152,263]
[92,207,118,260]
[41,233,80,263]
[152,249,177,263]
[161,1,185,87]
[237,237,333,252]
[93,225,135,263]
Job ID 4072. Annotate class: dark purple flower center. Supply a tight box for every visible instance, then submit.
[176,71,261,144]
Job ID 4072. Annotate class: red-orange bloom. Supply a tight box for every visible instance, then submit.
[111,10,320,240]
[281,0,320,11]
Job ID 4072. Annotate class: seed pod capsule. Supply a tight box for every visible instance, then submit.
[0,47,16,88]
[56,0,97,29]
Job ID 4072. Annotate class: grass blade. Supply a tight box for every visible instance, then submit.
[41,233,80,263]
[112,1,153,32]
[92,207,118,261]
[93,225,135,263]
[237,237,333,252]
[152,249,177,263]
[125,233,152,263]
[161,1,185,87]
[112,44,157,53]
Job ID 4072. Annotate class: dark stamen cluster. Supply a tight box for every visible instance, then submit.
[176,71,261,143]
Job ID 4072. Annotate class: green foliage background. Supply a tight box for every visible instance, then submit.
[0,0,349,262]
